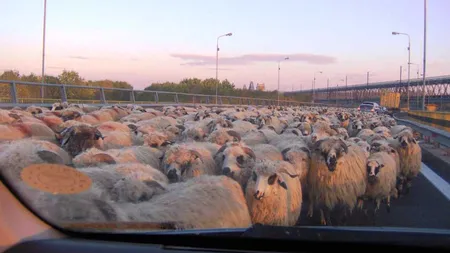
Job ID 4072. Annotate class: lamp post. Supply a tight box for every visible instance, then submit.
[41,0,47,101]
[392,31,411,110]
[312,71,323,104]
[422,0,427,110]
[215,32,232,104]
[277,57,289,106]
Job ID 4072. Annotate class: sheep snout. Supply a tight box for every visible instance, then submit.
[326,154,337,172]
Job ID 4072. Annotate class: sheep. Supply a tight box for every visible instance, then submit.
[390,125,413,137]
[392,129,422,195]
[356,128,375,141]
[337,112,350,128]
[78,164,167,203]
[373,126,391,137]
[360,151,398,213]
[143,131,174,148]
[161,142,220,183]
[59,125,104,157]
[356,140,371,158]
[207,129,241,145]
[245,160,302,226]
[136,116,179,130]
[214,142,282,189]
[308,137,367,225]
[73,146,163,169]
[280,145,311,196]
[347,119,365,137]
[26,105,48,115]
[241,130,269,146]
[118,175,252,229]
[298,122,312,136]
[228,120,257,136]
[0,122,56,142]
[120,112,158,123]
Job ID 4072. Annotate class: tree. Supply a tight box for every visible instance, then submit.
[58,70,94,100]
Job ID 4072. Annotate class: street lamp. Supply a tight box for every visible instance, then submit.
[392,31,411,110]
[41,0,47,100]
[422,0,427,110]
[312,71,323,104]
[215,32,233,104]
[277,57,289,106]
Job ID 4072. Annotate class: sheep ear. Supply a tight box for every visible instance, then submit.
[127,124,137,131]
[300,147,311,158]
[91,153,116,164]
[277,176,288,190]
[226,130,241,142]
[339,139,349,153]
[268,126,276,131]
[161,140,173,146]
[277,163,299,178]
[281,148,291,161]
[292,130,299,136]
[37,150,63,164]
[94,129,104,140]
[242,147,256,160]
[144,180,166,191]
[380,164,385,168]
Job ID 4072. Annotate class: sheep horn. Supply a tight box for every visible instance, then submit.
[215,144,228,157]
[242,147,256,161]
[190,150,203,162]
[281,148,291,161]
[226,130,241,142]
[339,139,349,154]
[37,150,64,164]
[276,164,299,178]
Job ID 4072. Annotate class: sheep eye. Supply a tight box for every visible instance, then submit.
[252,172,257,181]
[268,174,277,185]
[236,155,244,164]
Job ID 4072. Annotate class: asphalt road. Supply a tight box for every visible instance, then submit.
[296,163,450,229]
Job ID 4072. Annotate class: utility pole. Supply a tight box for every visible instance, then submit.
[422,0,427,110]
[41,0,47,101]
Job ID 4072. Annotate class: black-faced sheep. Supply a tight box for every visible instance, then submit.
[308,137,367,225]
[245,160,302,226]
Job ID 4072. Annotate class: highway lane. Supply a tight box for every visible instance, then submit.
[296,163,450,229]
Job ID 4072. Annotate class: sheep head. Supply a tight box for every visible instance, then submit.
[249,160,298,200]
[162,145,204,183]
[215,142,256,179]
[281,146,310,165]
[61,110,82,121]
[337,112,349,122]
[352,120,364,130]
[207,129,241,145]
[313,137,349,172]
[299,122,312,136]
[144,132,172,148]
[394,130,416,149]
[366,159,384,184]
[59,125,104,157]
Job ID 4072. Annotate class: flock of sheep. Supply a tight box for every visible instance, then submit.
[0,101,422,229]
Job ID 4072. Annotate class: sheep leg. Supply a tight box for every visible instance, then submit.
[319,209,326,226]
[386,196,391,213]
[325,208,332,226]
[307,203,314,218]
[375,199,381,214]
[357,197,364,210]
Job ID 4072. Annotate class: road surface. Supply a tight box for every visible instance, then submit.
[296,163,450,229]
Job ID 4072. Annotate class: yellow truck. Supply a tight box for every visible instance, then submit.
[380,90,401,112]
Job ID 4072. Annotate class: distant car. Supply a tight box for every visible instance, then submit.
[357,102,381,112]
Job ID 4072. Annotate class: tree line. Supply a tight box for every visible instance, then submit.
[0,70,310,103]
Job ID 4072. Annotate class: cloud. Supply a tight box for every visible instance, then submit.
[171,53,336,66]
[68,56,90,60]
[206,67,233,71]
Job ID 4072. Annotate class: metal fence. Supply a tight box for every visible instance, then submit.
[0,80,348,108]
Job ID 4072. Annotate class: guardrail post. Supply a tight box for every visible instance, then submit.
[9,81,18,104]
[174,93,179,103]
[206,96,210,104]
[219,97,223,105]
[99,88,106,104]
[192,96,195,104]
[130,90,136,103]
[60,85,68,102]
[154,92,159,103]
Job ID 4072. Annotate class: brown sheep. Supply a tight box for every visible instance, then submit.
[308,137,367,225]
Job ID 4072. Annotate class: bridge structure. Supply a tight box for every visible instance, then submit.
[284,75,450,111]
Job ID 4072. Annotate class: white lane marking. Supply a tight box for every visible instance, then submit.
[420,163,450,201]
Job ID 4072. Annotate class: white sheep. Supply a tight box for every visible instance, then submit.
[117,175,252,229]
[245,160,302,226]
[360,151,398,213]
[161,142,220,183]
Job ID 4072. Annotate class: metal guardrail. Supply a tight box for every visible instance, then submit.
[0,80,351,108]
[394,113,450,148]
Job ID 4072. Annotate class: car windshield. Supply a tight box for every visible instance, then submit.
[1,0,450,244]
